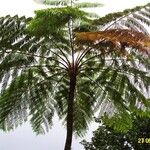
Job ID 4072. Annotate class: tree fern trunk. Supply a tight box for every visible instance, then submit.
[64,73,76,150]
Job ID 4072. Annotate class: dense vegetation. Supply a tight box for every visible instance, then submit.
[82,116,150,150]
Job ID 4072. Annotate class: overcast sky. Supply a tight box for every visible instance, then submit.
[0,0,149,17]
[0,0,150,150]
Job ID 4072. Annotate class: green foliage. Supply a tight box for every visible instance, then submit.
[82,115,150,150]
[101,112,133,133]
[76,38,150,133]
[0,15,35,93]
[27,7,89,36]
[0,68,55,133]
[73,75,97,136]
[0,15,65,133]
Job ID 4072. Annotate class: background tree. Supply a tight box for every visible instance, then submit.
[82,116,150,150]
[0,1,150,150]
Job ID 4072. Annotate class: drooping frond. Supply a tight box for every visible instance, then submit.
[76,51,150,131]
[0,15,68,134]
[73,75,97,136]
[0,68,56,133]
[0,15,34,92]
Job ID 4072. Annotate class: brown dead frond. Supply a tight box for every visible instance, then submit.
[75,29,150,56]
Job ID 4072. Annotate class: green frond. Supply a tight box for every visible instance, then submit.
[79,50,150,118]
[0,67,61,133]
[73,76,96,136]
[29,77,55,134]
[0,14,69,134]
[102,111,133,132]
[27,7,89,37]
[94,69,150,131]
[0,71,32,131]
[54,75,69,118]
[0,15,38,93]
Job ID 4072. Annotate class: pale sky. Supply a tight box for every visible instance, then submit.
[0,0,150,150]
[0,0,149,17]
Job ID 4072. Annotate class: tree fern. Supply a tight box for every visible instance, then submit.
[0,1,150,150]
